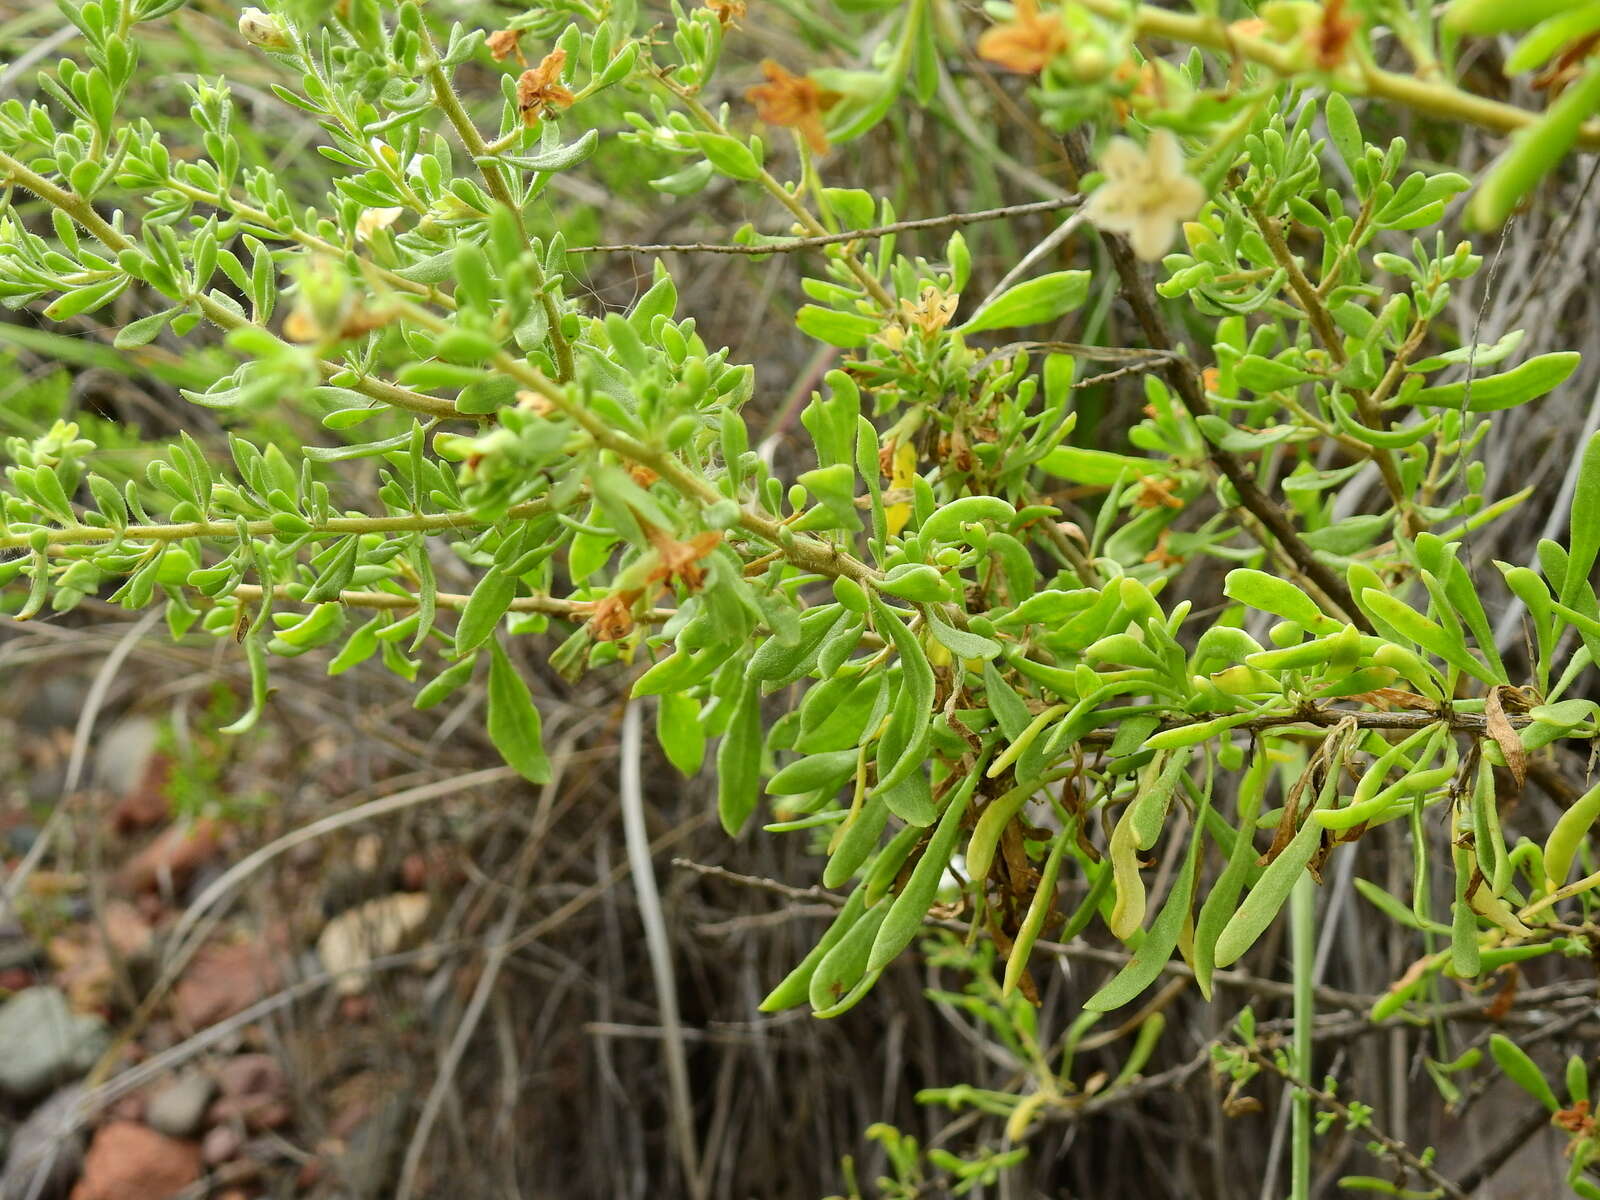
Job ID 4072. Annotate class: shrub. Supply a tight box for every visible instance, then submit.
[3,0,1600,1193]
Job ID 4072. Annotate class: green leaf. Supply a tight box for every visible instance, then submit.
[717,677,763,834]
[796,305,879,348]
[926,608,1001,661]
[1469,64,1600,229]
[1086,785,1209,1010]
[456,566,516,653]
[959,271,1090,333]
[1489,1033,1560,1112]
[656,692,706,777]
[1408,351,1580,411]
[487,641,550,784]
[114,306,178,349]
[1563,429,1600,610]
[1324,93,1362,172]
[867,765,984,974]
[1235,354,1320,392]
[1038,445,1165,487]
[1359,589,1498,683]
[869,595,934,798]
[1224,568,1340,631]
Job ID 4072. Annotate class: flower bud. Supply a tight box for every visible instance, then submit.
[238,8,291,52]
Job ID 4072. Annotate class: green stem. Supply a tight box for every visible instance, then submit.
[0,150,465,423]
[0,498,554,552]
[166,179,455,310]
[1094,0,1600,149]
[422,49,576,382]
[1289,869,1315,1200]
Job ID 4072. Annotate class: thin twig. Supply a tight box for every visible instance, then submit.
[568,195,1082,255]
[1239,1044,1469,1199]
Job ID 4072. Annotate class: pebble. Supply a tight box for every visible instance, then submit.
[0,1084,87,1200]
[0,989,108,1099]
[145,1069,215,1139]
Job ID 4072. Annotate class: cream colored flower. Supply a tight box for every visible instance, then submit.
[1084,130,1207,262]
[354,206,402,242]
[238,7,290,51]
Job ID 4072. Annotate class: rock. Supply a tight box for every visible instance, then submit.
[0,917,38,972]
[93,718,159,807]
[316,893,430,996]
[201,1124,241,1166]
[172,941,279,1032]
[5,826,38,858]
[337,1092,406,1200]
[216,1054,281,1099]
[69,1122,199,1200]
[0,989,108,1099]
[208,1054,289,1131]
[146,1070,214,1139]
[1,1084,86,1200]
[117,819,220,895]
[47,901,154,1012]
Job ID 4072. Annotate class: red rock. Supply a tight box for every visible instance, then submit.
[108,1094,145,1122]
[217,1053,282,1098]
[208,1053,290,1131]
[172,941,279,1031]
[49,901,154,1011]
[112,754,173,834]
[0,966,36,991]
[202,1123,242,1166]
[118,819,220,894]
[69,1121,200,1200]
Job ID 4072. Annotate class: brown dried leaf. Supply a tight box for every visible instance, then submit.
[1485,685,1527,791]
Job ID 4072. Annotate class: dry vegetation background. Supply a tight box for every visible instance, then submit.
[0,2,1598,1198]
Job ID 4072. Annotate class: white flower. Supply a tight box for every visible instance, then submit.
[238,7,290,51]
[354,206,403,242]
[1084,130,1207,262]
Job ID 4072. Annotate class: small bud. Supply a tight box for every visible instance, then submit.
[1067,46,1111,82]
[238,7,291,52]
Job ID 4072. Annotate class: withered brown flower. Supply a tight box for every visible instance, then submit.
[976,0,1069,75]
[706,0,746,28]
[587,592,639,642]
[1308,0,1360,71]
[644,527,723,592]
[486,28,525,65]
[517,50,575,126]
[1132,474,1185,511]
[746,60,838,155]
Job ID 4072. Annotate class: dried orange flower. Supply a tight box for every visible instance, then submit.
[746,60,838,155]
[645,527,723,591]
[517,50,575,126]
[706,0,746,27]
[587,592,638,641]
[1132,474,1184,510]
[486,28,525,65]
[976,0,1069,75]
[1556,1100,1595,1139]
[1143,529,1184,569]
[1307,0,1359,70]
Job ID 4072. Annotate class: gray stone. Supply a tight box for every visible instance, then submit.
[144,1070,214,1139]
[0,989,108,1099]
[92,716,158,799]
[0,1084,87,1199]
[0,918,37,972]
